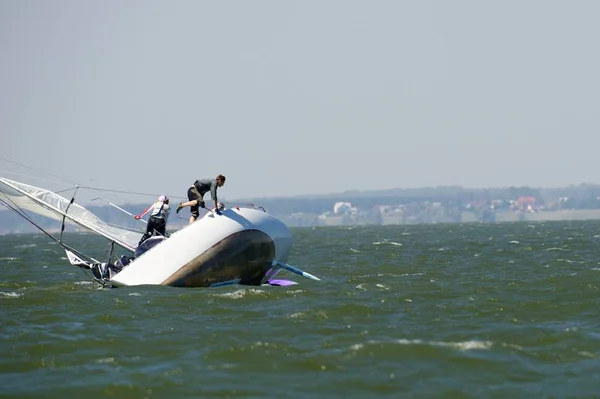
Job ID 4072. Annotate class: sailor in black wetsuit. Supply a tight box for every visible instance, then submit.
[176,174,226,223]
[134,195,170,244]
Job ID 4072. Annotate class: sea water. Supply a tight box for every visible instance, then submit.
[1,221,599,398]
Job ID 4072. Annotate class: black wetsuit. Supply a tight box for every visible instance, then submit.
[139,201,169,245]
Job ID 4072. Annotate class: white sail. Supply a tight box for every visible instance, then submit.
[0,177,139,251]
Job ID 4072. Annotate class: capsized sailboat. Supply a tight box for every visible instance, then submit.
[0,177,320,288]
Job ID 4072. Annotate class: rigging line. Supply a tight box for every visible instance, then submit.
[55,188,79,194]
[79,186,165,197]
[82,188,160,219]
[86,189,140,211]
[0,168,81,199]
[78,186,187,200]
[80,188,146,216]
[0,158,185,205]
[85,189,132,210]
[0,169,72,186]
[0,156,79,186]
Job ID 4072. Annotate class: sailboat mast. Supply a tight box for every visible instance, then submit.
[59,186,79,243]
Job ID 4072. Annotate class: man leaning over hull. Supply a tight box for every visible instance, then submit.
[176,174,226,223]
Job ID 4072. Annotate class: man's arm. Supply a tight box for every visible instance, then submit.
[210,181,219,210]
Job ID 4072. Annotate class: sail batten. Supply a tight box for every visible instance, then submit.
[0,177,139,252]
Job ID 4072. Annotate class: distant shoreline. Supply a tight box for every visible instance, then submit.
[302,209,600,227]
[4,209,599,235]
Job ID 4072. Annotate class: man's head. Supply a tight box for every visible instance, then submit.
[216,174,226,187]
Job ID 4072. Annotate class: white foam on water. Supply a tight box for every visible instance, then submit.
[376,272,423,277]
[501,343,523,350]
[96,357,115,364]
[284,289,304,295]
[216,288,265,299]
[577,351,599,359]
[0,291,22,298]
[251,341,273,348]
[216,363,237,370]
[400,339,492,351]
[557,259,575,264]
[373,241,402,246]
[362,338,493,351]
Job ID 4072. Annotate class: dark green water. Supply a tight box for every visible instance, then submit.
[1,221,600,398]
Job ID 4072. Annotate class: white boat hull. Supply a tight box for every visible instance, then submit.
[109,207,292,288]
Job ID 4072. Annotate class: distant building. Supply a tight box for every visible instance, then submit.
[517,196,536,212]
[333,202,353,215]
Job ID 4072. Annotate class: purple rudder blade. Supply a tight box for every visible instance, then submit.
[266,279,298,286]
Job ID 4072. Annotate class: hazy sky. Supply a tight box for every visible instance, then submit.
[2,0,599,202]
